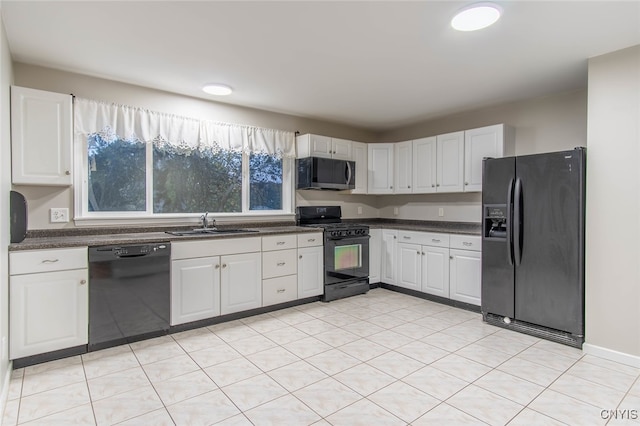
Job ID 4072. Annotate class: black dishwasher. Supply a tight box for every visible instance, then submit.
[88,243,170,351]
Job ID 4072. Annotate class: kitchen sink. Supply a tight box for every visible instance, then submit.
[165,228,259,236]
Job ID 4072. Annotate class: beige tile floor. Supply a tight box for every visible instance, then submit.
[2,288,639,426]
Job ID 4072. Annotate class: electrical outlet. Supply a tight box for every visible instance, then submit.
[438,207,444,217]
[394,207,399,215]
[50,208,69,223]
[357,206,363,215]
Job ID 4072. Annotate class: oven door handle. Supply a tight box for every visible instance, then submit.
[326,236,370,242]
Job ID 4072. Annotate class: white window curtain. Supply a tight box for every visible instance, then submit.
[74,98,296,158]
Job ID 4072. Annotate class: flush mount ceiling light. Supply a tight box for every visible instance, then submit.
[202,83,233,96]
[451,3,502,31]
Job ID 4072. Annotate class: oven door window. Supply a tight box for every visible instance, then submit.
[334,244,361,270]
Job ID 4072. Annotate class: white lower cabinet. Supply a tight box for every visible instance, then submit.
[381,229,398,284]
[449,249,482,305]
[422,246,450,298]
[397,242,422,291]
[9,248,88,359]
[369,229,381,283]
[220,252,262,315]
[171,256,220,325]
[297,246,324,298]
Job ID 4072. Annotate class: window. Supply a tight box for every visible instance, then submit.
[75,98,295,222]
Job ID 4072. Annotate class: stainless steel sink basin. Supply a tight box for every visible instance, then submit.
[165,228,259,236]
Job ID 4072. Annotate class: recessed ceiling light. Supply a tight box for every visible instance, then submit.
[202,83,233,96]
[451,3,502,32]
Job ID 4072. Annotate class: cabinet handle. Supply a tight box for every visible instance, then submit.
[408,185,411,188]
[416,251,420,255]
[299,255,303,259]
[80,279,87,285]
[465,182,469,185]
[432,239,440,243]
[41,259,59,264]
[393,236,396,239]
[422,252,425,255]
[65,171,71,175]
[277,262,286,266]
[308,238,315,242]
[390,185,393,189]
[222,263,227,268]
[450,256,454,259]
[276,241,285,245]
[463,242,473,246]
[277,289,286,293]
[215,264,220,269]
[403,236,411,239]
[431,184,435,187]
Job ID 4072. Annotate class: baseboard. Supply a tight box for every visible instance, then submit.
[0,361,13,424]
[583,343,640,368]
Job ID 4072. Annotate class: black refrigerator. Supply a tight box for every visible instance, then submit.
[481,147,586,348]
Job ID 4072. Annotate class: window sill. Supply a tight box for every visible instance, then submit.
[73,212,296,228]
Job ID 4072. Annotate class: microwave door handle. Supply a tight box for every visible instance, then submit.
[346,162,353,185]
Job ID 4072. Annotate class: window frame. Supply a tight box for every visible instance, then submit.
[73,135,295,226]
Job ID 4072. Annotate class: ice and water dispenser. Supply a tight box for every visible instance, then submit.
[483,205,508,240]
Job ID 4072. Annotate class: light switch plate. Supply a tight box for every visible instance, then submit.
[357,206,363,215]
[50,208,69,223]
[394,207,399,215]
[438,207,444,217]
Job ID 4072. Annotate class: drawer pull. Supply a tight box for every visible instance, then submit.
[277,262,286,266]
[41,259,60,264]
[431,239,441,243]
[80,279,87,285]
[276,241,286,245]
[463,242,473,246]
[222,264,227,268]
[277,289,286,293]
[403,236,411,239]
[308,238,315,242]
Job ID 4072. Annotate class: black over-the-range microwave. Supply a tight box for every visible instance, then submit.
[296,157,356,191]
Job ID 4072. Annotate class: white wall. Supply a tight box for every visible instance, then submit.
[374,90,587,222]
[0,8,14,416]
[585,45,640,361]
[13,63,378,229]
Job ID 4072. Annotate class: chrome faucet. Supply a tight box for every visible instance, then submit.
[200,212,209,228]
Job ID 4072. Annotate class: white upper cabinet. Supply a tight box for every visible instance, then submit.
[351,141,368,194]
[436,131,465,193]
[368,143,394,194]
[296,134,352,160]
[11,86,73,186]
[394,141,413,194]
[464,124,511,192]
[412,137,437,194]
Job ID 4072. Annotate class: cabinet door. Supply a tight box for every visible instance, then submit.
[220,252,262,315]
[449,249,481,306]
[394,141,413,194]
[396,242,421,291]
[436,131,464,193]
[309,134,333,158]
[331,138,352,160]
[171,256,220,325]
[421,246,450,298]
[298,246,324,298]
[351,142,368,194]
[381,229,398,284]
[369,229,381,283]
[11,86,73,186]
[464,124,504,192]
[10,269,88,359]
[412,137,437,193]
[368,143,394,194]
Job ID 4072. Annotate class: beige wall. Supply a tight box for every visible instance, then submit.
[585,45,640,359]
[13,63,378,229]
[374,89,587,222]
[0,12,14,413]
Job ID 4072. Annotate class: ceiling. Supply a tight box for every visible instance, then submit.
[2,1,639,132]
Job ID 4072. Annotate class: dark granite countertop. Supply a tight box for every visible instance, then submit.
[9,219,480,251]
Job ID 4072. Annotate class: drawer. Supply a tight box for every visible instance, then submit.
[450,235,481,251]
[10,247,88,275]
[262,234,297,252]
[262,275,297,306]
[172,237,261,260]
[398,231,449,248]
[297,232,323,248]
[262,249,297,279]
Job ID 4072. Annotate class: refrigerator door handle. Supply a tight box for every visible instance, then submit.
[514,177,523,266]
[506,178,514,266]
